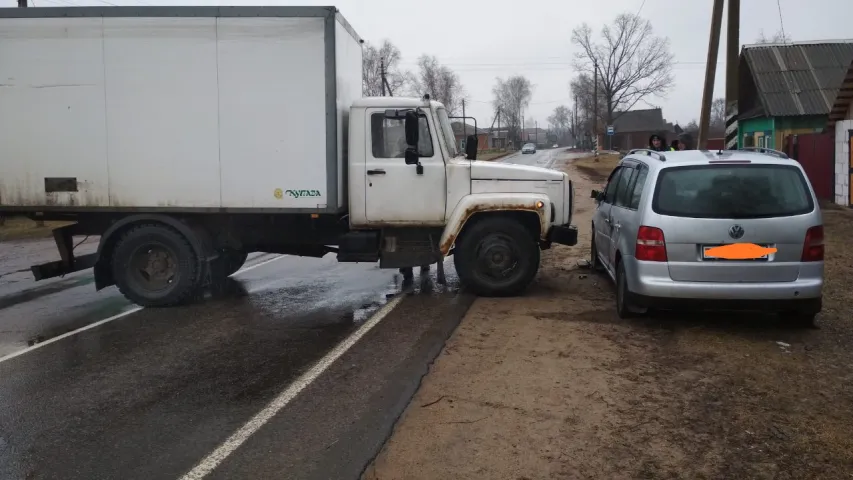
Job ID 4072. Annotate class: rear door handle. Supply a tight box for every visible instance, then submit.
[367,169,386,175]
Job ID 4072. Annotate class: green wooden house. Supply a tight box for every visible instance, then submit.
[738,41,853,150]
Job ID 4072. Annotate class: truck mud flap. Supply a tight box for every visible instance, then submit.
[31,225,97,281]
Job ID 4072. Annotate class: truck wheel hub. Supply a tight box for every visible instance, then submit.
[477,235,518,278]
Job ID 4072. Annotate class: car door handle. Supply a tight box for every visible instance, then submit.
[367,169,386,175]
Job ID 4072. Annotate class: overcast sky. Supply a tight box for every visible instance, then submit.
[4,0,853,129]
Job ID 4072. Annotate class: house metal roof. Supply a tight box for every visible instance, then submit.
[611,108,665,133]
[451,122,487,135]
[742,41,853,117]
[827,60,853,128]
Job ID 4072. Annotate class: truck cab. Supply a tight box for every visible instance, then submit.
[342,96,578,296]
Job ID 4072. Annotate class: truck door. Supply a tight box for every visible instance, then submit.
[364,109,447,224]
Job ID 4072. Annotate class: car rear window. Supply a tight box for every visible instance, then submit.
[652,164,814,219]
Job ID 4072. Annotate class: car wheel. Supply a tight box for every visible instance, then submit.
[590,230,604,272]
[615,261,646,319]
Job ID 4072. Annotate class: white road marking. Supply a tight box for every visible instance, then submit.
[0,255,286,365]
[228,254,285,276]
[178,294,406,480]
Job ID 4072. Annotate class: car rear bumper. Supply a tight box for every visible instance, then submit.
[631,294,822,314]
[547,224,578,246]
[623,257,823,310]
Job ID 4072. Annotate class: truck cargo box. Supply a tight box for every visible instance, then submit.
[0,6,362,213]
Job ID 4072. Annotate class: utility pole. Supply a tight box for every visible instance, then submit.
[593,59,599,157]
[698,0,725,149]
[573,95,578,141]
[379,58,386,96]
[18,0,27,7]
[498,107,500,148]
[462,99,467,149]
[725,0,740,150]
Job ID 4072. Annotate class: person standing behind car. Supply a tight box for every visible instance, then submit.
[648,134,666,152]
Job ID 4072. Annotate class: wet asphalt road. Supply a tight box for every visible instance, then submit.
[0,149,570,480]
[0,245,473,480]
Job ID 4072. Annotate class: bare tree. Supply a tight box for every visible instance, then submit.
[412,55,465,115]
[711,97,726,133]
[362,40,409,96]
[571,13,675,127]
[492,76,533,146]
[756,29,792,44]
[569,73,606,137]
[548,105,571,145]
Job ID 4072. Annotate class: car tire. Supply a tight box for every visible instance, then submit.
[454,217,540,297]
[590,230,604,272]
[615,260,646,319]
[111,223,201,307]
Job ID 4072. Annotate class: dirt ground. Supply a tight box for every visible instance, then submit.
[365,153,853,480]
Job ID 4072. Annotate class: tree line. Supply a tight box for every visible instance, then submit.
[362,41,465,116]
[364,20,791,150]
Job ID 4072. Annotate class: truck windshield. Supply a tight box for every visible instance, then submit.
[436,107,460,157]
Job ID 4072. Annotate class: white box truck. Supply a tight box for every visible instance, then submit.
[0,6,578,307]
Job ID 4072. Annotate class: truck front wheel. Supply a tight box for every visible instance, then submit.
[453,216,540,297]
[111,224,200,307]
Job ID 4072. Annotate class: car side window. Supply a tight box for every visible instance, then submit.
[602,167,624,204]
[628,167,649,209]
[370,113,434,159]
[614,167,637,208]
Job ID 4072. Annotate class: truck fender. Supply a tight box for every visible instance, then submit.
[94,214,209,290]
[439,193,552,255]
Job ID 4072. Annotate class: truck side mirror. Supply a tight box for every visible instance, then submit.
[465,135,478,160]
[404,111,419,147]
[590,189,600,199]
[404,147,419,165]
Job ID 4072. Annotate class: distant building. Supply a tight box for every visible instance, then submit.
[521,127,548,146]
[606,108,675,150]
[451,122,489,150]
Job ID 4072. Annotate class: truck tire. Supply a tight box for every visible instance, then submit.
[111,224,200,307]
[453,216,540,297]
[221,250,249,277]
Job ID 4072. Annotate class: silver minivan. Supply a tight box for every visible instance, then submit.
[590,148,823,326]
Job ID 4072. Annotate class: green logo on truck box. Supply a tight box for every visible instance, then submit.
[285,189,322,199]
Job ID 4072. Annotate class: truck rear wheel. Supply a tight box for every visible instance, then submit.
[111,224,200,307]
[453,216,540,297]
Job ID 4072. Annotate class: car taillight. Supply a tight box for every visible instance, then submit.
[801,225,824,262]
[636,226,667,262]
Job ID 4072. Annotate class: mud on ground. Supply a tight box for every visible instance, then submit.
[365,154,853,480]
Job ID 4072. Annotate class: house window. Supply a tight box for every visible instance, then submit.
[744,134,755,147]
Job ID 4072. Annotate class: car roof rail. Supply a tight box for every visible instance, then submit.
[736,147,789,159]
[628,149,667,161]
